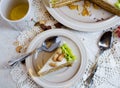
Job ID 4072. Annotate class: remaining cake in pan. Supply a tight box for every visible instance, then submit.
[38,43,76,77]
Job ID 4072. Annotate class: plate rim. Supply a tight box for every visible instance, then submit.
[26,29,87,88]
[43,0,120,32]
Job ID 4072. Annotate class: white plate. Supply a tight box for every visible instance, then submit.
[26,29,87,88]
[43,0,120,32]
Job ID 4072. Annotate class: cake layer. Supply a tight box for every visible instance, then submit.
[39,53,67,74]
[49,0,80,8]
[38,62,72,76]
[103,0,118,7]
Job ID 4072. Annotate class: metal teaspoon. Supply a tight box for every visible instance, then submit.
[84,31,113,87]
[8,37,61,66]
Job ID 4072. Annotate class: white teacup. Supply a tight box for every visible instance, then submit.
[0,0,34,31]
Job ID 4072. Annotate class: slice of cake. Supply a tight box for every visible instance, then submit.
[90,0,120,16]
[38,43,76,77]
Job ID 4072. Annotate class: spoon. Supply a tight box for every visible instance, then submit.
[84,31,113,87]
[8,37,61,66]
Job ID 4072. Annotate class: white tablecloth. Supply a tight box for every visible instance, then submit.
[0,16,18,88]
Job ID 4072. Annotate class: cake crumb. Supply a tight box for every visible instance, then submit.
[16,46,22,53]
[49,62,57,67]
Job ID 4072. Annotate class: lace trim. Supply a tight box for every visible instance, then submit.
[10,64,41,88]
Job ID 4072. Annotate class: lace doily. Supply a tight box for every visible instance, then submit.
[69,38,120,88]
[10,32,120,88]
[10,0,120,88]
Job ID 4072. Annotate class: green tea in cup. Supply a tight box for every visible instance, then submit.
[0,0,33,31]
[9,3,29,20]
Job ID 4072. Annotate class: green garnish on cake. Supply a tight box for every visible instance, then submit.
[50,0,58,5]
[61,43,76,62]
[115,0,120,9]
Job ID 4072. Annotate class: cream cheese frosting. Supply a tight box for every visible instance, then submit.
[38,54,67,73]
